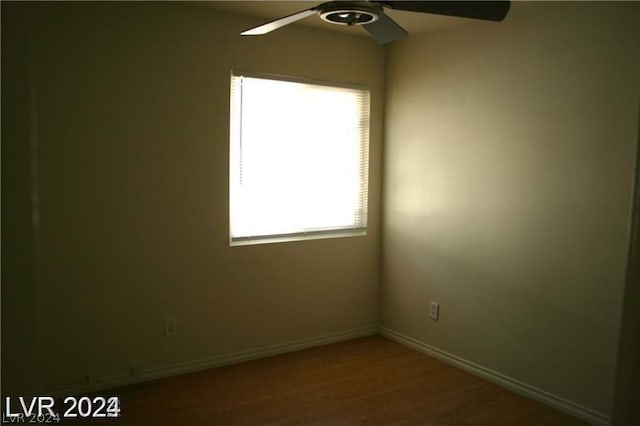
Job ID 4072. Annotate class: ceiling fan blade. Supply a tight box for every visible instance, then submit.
[363,11,408,45]
[381,1,511,22]
[241,8,317,36]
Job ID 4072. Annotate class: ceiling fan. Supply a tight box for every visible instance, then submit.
[241,1,511,44]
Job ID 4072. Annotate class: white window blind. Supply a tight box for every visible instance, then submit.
[229,72,370,244]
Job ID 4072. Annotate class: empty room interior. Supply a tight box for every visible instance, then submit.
[2,1,639,424]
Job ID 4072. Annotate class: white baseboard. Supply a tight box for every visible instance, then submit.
[50,326,377,398]
[378,326,610,426]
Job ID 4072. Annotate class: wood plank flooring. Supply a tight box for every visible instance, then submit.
[79,335,585,425]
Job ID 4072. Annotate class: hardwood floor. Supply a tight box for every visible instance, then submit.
[79,336,585,425]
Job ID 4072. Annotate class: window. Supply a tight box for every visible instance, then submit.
[229,72,370,245]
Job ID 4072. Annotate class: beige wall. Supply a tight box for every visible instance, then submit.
[1,2,384,394]
[1,3,43,396]
[381,1,639,416]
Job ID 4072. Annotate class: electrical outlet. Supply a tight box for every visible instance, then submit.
[165,317,177,337]
[430,301,440,321]
[85,371,98,385]
[129,363,139,376]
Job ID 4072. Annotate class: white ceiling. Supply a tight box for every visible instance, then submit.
[193,1,492,38]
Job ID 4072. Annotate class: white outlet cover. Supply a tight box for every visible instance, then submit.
[165,317,177,336]
[430,301,440,321]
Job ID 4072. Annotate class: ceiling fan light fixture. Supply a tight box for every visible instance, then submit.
[241,1,510,43]
[318,2,380,26]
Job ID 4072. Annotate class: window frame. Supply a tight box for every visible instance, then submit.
[228,71,370,246]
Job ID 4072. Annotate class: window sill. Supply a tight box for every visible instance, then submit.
[230,228,367,247]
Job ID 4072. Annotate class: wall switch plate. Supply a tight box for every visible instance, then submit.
[430,301,440,321]
[165,317,177,336]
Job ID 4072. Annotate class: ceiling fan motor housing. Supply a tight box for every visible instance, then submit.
[318,1,382,26]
